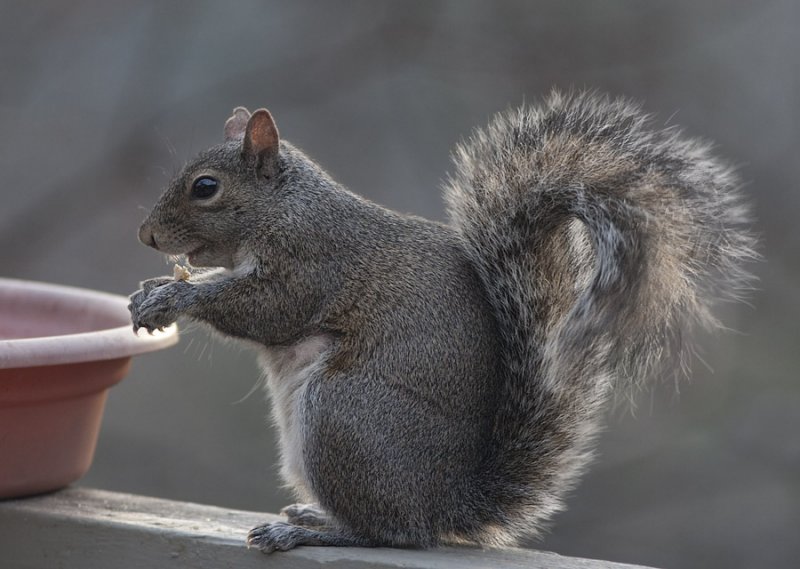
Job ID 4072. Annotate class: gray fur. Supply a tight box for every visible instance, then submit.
[280,503,330,528]
[129,92,755,552]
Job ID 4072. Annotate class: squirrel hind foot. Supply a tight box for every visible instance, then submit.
[280,503,330,528]
[247,521,372,553]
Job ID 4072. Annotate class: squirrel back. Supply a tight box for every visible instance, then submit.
[445,91,755,543]
[131,93,755,552]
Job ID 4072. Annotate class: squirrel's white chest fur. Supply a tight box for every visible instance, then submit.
[258,334,332,500]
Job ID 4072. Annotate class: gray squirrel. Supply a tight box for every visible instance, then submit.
[129,92,755,553]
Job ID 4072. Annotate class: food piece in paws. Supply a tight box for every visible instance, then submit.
[173,264,192,281]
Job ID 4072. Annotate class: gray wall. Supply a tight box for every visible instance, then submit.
[2,2,797,568]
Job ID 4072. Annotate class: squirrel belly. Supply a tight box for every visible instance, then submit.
[130,92,755,552]
[259,334,335,503]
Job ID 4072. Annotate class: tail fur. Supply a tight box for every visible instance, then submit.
[444,91,756,545]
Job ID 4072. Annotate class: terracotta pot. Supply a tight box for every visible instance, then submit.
[0,278,178,499]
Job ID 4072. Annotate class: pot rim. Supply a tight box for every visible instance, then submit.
[0,278,178,369]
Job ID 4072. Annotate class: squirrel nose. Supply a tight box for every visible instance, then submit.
[138,224,159,250]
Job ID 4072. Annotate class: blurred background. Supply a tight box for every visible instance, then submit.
[1,1,797,568]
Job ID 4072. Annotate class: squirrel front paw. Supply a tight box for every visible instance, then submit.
[128,280,188,333]
[141,276,174,294]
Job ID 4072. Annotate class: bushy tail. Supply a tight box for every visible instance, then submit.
[444,91,756,545]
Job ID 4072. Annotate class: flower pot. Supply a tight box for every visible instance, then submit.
[0,278,178,499]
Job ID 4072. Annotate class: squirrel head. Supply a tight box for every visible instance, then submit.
[138,107,282,269]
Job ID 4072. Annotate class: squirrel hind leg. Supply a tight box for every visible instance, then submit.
[280,503,329,528]
[247,521,373,553]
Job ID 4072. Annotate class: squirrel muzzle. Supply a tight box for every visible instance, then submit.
[138,223,159,250]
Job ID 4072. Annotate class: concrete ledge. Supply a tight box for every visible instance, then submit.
[0,487,654,568]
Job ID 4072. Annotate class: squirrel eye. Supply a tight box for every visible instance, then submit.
[191,176,219,199]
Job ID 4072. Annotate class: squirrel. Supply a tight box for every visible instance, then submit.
[129,91,755,553]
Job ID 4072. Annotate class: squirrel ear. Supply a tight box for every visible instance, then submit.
[224,107,251,141]
[242,109,280,177]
